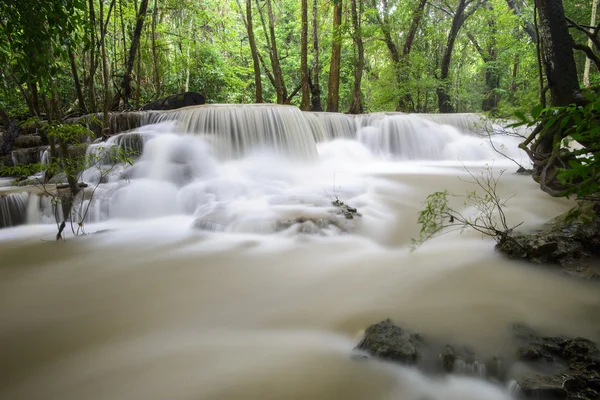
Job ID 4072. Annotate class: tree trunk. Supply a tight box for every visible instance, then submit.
[348,0,363,114]
[151,0,160,99]
[327,0,343,112]
[535,0,587,107]
[264,0,286,103]
[506,0,538,42]
[524,0,588,196]
[88,0,97,112]
[437,0,480,113]
[397,0,427,111]
[583,0,598,87]
[300,0,310,110]
[99,0,112,137]
[69,46,87,114]
[115,0,150,108]
[246,0,263,103]
[310,0,322,111]
[27,81,41,117]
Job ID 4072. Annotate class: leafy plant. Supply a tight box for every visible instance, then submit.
[413,167,522,248]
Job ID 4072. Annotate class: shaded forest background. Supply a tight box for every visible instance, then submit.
[0,0,597,119]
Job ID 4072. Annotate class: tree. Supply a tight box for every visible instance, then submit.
[434,0,484,113]
[583,0,598,87]
[519,0,593,197]
[348,0,364,114]
[246,0,263,102]
[327,0,343,112]
[115,0,149,108]
[300,0,310,110]
[310,0,323,111]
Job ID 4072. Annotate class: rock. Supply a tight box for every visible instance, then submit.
[513,324,600,400]
[497,204,600,273]
[331,199,362,219]
[355,319,422,365]
[0,119,21,156]
[516,166,534,175]
[13,135,42,148]
[141,92,205,111]
[518,374,568,399]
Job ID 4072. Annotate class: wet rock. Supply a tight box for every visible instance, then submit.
[355,319,422,365]
[513,324,600,400]
[13,135,42,148]
[516,166,534,175]
[141,92,205,111]
[518,374,568,399]
[497,204,600,272]
[331,199,362,219]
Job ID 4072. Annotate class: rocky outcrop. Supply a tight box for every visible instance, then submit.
[497,203,600,279]
[355,320,600,399]
[141,92,205,111]
[355,319,489,377]
[513,324,600,400]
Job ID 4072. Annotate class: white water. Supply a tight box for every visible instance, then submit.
[1,105,598,400]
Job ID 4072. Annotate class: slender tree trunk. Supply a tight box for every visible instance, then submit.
[246,0,263,102]
[88,0,97,112]
[327,0,343,112]
[506,0,538,42]
[583,0,598,87]
[511,54,519,93]
[310,0,322,111]
[437,0,480,113]
[69,46,87,113]
[99,0,111,137]
[120,0,127,66]
[185,18,193,93]
[27,81,41,117]
[300,0,310,110]
[348,0,363,114]
[265,0,286,103]
[151,0,160,99]
[116,0,150,108]
[397,0,427,111]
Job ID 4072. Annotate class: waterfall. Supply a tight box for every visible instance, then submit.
[0,192,29,228]
[148,104,319,160]
[1,105,527,229]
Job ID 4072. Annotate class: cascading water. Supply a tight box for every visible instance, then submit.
[0,192,29,228]
[0,105,527,229]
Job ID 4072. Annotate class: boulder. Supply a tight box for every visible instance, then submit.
[355,319,423,365]
[354,320,600,400]
[13,135,42,148]
[497,203,600,274]
[141,92,205,111]
[512,324,600,400]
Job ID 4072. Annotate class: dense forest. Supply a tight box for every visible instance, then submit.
[0,0,597,120]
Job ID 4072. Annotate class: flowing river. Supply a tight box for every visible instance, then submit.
[1,105,599,400]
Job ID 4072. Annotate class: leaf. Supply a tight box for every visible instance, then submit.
[531,104,544,120]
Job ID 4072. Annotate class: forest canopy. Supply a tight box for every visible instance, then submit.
[0,0,597,119]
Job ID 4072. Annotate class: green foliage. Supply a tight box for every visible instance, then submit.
[509,92,600,200]
[413,167,522,248]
